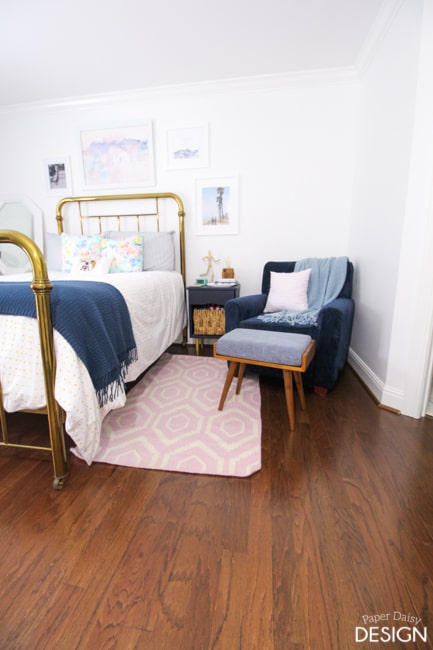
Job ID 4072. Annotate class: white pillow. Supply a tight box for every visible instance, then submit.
[264,269,311,312]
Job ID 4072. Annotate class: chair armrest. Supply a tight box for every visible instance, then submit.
[315,297,355,387]
[320,296,354,315]
[224,294,267,332]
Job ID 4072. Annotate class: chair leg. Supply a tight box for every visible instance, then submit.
[283,370,295,431]
[293,372,306,410]
[218,361,239,411]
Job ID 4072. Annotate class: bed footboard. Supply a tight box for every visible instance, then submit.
[0,230,68,490]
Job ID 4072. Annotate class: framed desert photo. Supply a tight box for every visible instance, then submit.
[80,122,155,188]
[166,125,209,170]
[44,157,72,195]
[196,177,238,235]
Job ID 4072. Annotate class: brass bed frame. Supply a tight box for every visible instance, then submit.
[0,192,186,490]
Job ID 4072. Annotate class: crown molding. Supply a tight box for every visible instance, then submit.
[0,67,359,115]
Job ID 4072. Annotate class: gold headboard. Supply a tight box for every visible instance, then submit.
[55,192,186,285]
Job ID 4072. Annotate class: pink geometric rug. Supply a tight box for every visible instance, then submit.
[90,353,261,477]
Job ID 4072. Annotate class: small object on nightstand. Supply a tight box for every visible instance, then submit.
[222,267,235,279]
[200,249,220,283]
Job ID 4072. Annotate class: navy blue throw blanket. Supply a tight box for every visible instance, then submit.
[0,281,137,406]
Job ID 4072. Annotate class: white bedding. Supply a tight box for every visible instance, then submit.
[0,270,186,463]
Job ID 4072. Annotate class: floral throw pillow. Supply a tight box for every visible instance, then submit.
[61,233,102,273]
[101,235,143,273]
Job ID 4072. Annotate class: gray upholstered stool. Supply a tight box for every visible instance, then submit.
[214,328,316,430]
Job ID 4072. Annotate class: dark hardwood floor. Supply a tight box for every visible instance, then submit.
[1,346,432,649]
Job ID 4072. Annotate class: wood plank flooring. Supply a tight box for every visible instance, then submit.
[0,347,432,649]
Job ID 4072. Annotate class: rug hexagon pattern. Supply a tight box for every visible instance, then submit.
[81,353,262,477]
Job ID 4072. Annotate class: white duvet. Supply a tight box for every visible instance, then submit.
[0,270,186,463]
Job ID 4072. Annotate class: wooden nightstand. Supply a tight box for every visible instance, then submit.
[187,283,240,354]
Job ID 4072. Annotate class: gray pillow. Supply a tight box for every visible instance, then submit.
[45,232,63,271]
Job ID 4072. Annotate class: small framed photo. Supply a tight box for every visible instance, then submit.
[196,177,238,235]
[44,157,72,195]
[166,125,209,170]
[80,122,155,188]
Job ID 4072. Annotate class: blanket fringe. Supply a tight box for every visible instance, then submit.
[96,346,138,407]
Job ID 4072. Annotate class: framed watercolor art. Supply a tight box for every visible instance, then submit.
[166,125,209,170]
[80,122,155,188]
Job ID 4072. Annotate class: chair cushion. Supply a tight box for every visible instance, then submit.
[216,328,312,367]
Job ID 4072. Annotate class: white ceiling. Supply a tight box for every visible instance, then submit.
[0,0,386,106]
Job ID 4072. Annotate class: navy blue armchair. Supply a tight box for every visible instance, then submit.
[224,260,355,393]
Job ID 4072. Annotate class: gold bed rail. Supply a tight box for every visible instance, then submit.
[55,192,186,287]
[0,230,68,490]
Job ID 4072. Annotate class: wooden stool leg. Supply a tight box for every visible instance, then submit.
[235,363,247,395]
[218,361,239,411]
[283,370,295,431]
[293,372,306,410]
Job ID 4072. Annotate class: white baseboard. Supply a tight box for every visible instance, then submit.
[348,348,403,413]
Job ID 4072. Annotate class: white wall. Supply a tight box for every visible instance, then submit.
[385,0,433,417]
[348,0,433,416]
[0,74,359,297]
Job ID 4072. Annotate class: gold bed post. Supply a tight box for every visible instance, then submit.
[0,230,68,490]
